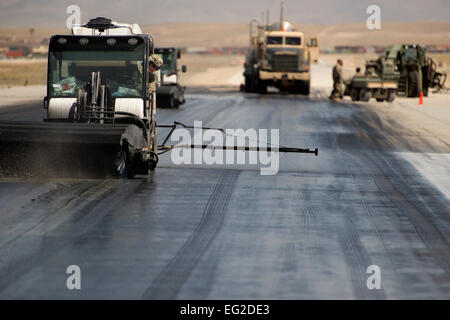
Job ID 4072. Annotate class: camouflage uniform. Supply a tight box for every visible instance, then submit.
[332,63,345,98]
[148,54,163,93]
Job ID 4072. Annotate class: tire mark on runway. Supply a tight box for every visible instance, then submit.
[142,170,240,299]
[374,174,450,275]
[337,102,450,276]
[355,148,450,277]
[0,181,112,249]
[0,180,145,295]
[339,220,386,299]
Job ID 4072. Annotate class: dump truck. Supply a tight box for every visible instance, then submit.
[243,2,311,94]
[344,55,399,102]
[381,44,446,97]
[155,47,186,108]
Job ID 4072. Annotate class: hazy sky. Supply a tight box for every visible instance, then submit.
[1,0,450,27]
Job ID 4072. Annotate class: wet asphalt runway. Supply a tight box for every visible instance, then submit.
[0,88,449,299]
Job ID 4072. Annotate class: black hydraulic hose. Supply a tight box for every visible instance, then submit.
[113,111,148,131]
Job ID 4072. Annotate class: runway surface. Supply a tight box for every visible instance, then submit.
[0,84,449,299]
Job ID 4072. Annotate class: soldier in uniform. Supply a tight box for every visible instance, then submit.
[148,54,163,93]
[353,67,363,79]
[330,59,345,100]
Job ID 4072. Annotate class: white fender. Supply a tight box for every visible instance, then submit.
[47,98,77,119]
[114,98,144,119]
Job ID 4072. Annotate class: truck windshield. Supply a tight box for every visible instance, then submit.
[267,36,283,45]
[49,39,145,98]
[286,37,301,45]
[157,51,177,76]
[404,48,417,63]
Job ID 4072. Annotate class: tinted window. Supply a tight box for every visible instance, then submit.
[405,48,417,62]
[156,50,177,76]
[49,39,145,98]
[308,38,317,47]
[286,37,301,45]
[267,36,283,45]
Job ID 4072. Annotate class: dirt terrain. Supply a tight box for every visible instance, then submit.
[146,21,450,48]
[0,59,46,88]
[2,21,450,49]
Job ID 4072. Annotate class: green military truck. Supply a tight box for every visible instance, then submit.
[345,53,399,102]
[380,44,446,97]
[345,44,447,102]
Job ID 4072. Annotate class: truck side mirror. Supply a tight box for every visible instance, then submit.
[177,50,181,59]
[181,65,187,73]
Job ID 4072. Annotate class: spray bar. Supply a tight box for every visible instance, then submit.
[156,121,318,156]
[158,144,318,155]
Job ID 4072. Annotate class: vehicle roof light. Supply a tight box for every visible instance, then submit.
[79,38,89,45]
[128,38,138,46]
[57,37,67,45]
[106,38,116,46]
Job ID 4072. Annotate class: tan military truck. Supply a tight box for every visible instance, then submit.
[243,2,311,94]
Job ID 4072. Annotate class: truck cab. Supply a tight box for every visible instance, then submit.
[45,17,154,122]
[260,25,309,73]
[244,4,311,95]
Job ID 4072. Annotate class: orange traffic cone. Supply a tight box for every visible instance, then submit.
[419,91,424,105]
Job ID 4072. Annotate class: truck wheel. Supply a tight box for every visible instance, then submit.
[169,95,176,108]
[115,146,135,179]
[301,82,310,95]
[407,70,420,97]
[386,89,395,103]
[350,89,359,101]
[251,71,260,93]
[244,75,251,92]
[359,89,371,102]
[257,82,267,94]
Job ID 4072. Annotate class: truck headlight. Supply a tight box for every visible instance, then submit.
[79,38,89,46]
[128,38,138,46]
[107,38,117,46]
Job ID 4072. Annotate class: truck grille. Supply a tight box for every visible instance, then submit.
[270,54,299,72]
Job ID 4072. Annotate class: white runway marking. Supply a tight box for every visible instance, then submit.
[396,152,450,200]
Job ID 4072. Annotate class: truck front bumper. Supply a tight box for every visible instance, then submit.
[259,70,310,82]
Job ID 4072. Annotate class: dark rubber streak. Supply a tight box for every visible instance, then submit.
[142,170,240,299]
